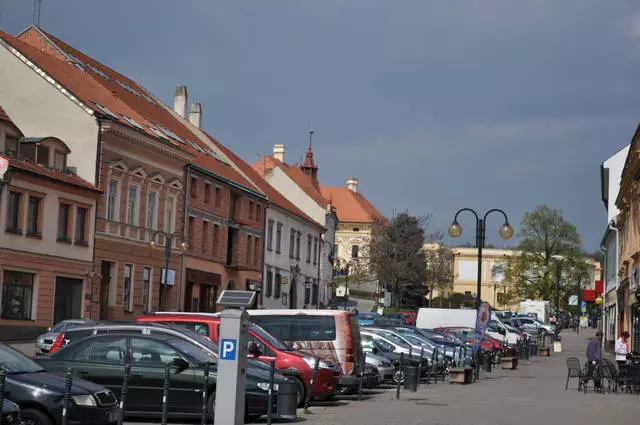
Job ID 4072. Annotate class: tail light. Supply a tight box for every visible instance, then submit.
[49,332,65,354]
[346,352,355,362]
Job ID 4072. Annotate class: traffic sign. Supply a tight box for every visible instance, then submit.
[568,295,578,306]
[581,301,587,313]
[220,338,237,360]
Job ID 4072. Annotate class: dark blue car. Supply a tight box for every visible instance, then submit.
[356,312,380,326]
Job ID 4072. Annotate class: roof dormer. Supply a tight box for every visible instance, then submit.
[19,137,71,172]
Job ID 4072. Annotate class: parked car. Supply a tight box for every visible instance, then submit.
[508,317,555,335]
[356,312,380,326]
[382,312,417,326]
[435,327,503,352]
[137,312,339,405]
[35,319,96,356]
[385,326,471,364]
[364,352,394,382]
[37,330,280,422]
[1,399,21,425]
[246,309,364,395]
[0,343,118,425]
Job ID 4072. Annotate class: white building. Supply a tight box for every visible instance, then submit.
[600,144,630,350]
[253,143,338,308]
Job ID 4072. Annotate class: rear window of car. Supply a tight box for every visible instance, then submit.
[251,315,336,342]
[64,329,94,345]
[154,321,210,336]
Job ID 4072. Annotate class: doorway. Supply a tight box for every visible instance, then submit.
[99,261,113,320]
[53,277,83,323]
[290,279,297,309]
[199,284,217,313]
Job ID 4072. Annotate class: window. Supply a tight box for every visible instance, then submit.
[254,237,260,266]
[204,183,211,204]
[190,177,197,198]
[131,338,183,366]
[53,151,66,172]
[312,279,318,305]
[351,245,359,259]
[334,244,339,260]
[142,267,151,311]
[165,196,175,233]
[276,223,283,254]
[296,232,301,260]
[36,145,49,167]
[107,180,118,221]
[71,337,127,364]
[26,196,41,236]
[256,205,261,222]
[249,201,255,220]
[58,204,71,241]
[289,229,295,258]
[267,220,274,251]
[313,237,318,265]
[497,293,505,304]
[247,334,276,358]
[123,264,133,312]
[213,224,220,256]
[353,227,360,232]
[266,269,273,298]
[5,136,18,157]
[188,217,195,245]
[304,277,311,305]
[147,192,157,230]
[127,186,138,225]
[1,271,34,320]
[307,235,312,263]
[6,191,21,232]
[274,271,281,299]
[247,235,253,264]
[75,207,87,243]
[215,186,221,208]
[250,315,336,342]
[202,221,209,253]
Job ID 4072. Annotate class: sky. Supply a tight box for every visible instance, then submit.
[2,0,639,250]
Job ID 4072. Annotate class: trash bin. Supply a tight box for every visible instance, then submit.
[403,366,419,392]
[276,381,298,419]
[483,353,492,372]
[529,342,538,357]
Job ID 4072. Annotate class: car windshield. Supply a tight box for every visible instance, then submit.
[50,322,67,333]
[165,338,217,364]
[358,313,378,319]
[0,344,45,374]
[377,331,411,348]
[404,334,435,348]
[250,324,289,351]
[166,327,220,357]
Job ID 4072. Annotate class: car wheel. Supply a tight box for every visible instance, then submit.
[21,408,53,425]
[207,391,216,421]
[290,376,306,407]
[392,368,405,384]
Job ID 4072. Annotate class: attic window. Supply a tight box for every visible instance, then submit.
[54,151,66,172]
[157,125,185,144]
[5,136,18,157]
[93,103,118,120]
[186,139,206,153]
[149,126,169,140]
[121,114,144,130]
[353,228,360,232]
[87,64,109,80]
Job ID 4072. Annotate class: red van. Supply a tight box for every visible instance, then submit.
[137,312,338,405]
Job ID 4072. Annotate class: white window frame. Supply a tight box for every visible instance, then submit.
[127,185,140,226]
[165,195,177,234]
[147,191,158,230]
[107,179,120,221]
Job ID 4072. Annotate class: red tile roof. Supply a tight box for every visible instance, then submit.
[0,27,262,197]
[0,106,11,123]
[253,156,328,208]
[1,153,100,192]
[319,186,384,223]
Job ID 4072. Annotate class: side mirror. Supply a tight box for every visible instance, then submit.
[171,358,189,373]
[248,343,262,357]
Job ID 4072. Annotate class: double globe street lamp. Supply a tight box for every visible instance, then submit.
[149,231,188,311]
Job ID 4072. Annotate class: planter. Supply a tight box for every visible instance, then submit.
[449,367,473,384]
[501,357,518,370]
[539,347,551,357]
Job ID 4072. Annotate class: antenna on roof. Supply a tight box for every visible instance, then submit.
[33,0,42,27]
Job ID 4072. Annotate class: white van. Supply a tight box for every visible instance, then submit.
[416,308,519,345]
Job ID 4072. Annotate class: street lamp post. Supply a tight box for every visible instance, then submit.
[149,231,188,311]
[343,262,351,311]
[448,208,513,382]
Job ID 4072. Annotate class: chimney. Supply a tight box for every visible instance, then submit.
[273,144,285,162]
[173,86,188,118]
[189,102,202,129]
[346,177,359,193]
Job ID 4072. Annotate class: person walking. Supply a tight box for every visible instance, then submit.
[584,331,603,391]
[615,331,631,367]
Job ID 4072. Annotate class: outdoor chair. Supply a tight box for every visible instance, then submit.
[565,357,582,391]
[602,359,619,393]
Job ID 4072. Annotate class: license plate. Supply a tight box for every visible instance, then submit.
[107,409,120,422]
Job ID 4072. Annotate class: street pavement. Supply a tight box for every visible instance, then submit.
[12,330,639,425]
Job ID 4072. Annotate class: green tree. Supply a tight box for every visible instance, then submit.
[368,212,429,308]
[500,205,588,309]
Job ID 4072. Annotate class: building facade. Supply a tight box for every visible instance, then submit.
[600,145,629,350]
[0,108,101,331]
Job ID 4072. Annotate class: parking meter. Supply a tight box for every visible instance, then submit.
[213,290,254,425]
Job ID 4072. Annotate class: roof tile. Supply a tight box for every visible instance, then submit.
[319,186,384,223]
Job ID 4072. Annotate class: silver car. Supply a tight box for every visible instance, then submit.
[35,319,95,356]
[365,352,394,382]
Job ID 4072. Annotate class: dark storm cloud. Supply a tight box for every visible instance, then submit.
[3,0,640,249]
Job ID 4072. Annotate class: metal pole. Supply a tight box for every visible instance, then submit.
[556,261,561,342]
[304,359,320,411]
[344,266,349,311]
[162,234,171,311]
[396,352,403,400]
[266,360,275,425]
[417,348,424,386]
[0,371,4,425]
[476,218,484,308]
[161,364,170,425]
[358,351,365,401]
[201,362,210,425]
[117,364,131,425]
[61,368,72,425]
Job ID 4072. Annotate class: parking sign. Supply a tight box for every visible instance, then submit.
[220,338,237,360]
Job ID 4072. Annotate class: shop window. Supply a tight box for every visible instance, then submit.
[1,271,34,320]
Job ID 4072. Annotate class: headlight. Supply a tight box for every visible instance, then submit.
[36,338,44,344]
[257,382,279,391]
[377,361,384,367]
[71,395,97,407]
[303,356,329,369]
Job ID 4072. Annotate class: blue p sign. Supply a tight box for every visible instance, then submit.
[220,338,237,360]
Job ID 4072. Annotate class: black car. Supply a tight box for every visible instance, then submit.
[2,399,21,425]
[37,330,283,422]
[0,343,118,425]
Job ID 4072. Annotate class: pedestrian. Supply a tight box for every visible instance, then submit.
[584,331,603,391]
[615,331,631,367]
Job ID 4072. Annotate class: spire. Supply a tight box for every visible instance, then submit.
[301,127,318,178]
